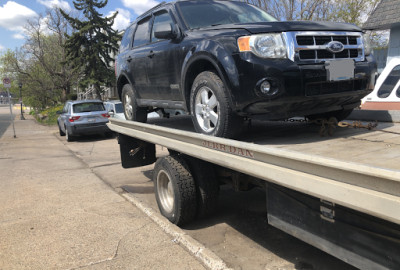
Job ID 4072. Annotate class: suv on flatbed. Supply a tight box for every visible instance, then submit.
[115,0,376,138]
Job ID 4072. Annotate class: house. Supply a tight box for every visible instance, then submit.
[363,0,400,67]
[361,0,400,110]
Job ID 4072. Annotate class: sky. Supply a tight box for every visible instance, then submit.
[0,0,166,52]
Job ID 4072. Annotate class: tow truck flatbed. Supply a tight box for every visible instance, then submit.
[108,116,400,269]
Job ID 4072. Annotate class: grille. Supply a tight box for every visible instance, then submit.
[299,49,360,60]
[305,79,367,96]
[297,35,358,46]
[293,33,362,62]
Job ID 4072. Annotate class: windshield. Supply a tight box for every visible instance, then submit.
[176,1,277,29]
[115,103,124,113]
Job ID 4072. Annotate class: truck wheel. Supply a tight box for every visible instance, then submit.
[153,155,197,226]
[185,157,219,218]
[121,84,147,122]
[190,71,243,138]
[307,109,354,122]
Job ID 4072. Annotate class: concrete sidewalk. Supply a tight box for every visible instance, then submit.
[0,110,207,269]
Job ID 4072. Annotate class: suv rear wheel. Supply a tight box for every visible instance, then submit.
[190,71,243,138]
[122,84,147,122]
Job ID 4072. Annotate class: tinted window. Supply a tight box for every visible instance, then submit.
[177,1,276,29]
[151,12,174,43]
[73,102,105,113]
[133,18,151,48]
[378,65,400,98]
[115,103,124,113]
[120,26,134,52]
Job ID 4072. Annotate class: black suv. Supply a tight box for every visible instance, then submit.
[116,0,376,138]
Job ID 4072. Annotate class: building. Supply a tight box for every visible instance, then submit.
[363,0,400,66]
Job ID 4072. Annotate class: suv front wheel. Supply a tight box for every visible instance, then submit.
[122,84,147,122]
[190,71,243,138]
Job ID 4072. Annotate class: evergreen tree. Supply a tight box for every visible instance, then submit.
[60,0,121,99]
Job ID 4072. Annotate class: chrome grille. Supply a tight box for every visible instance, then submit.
[283,31,365,63]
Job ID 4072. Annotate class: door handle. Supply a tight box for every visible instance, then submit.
[127,56,132,62]
[147,51,155,58]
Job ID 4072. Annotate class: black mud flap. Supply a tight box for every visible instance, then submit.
[118,133,156,168]
[267,184,400,270]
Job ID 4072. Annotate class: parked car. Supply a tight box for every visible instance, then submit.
[57,100,111,141]
[115,0,376,138]
[104,100,125,120]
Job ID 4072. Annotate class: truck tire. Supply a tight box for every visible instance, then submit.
[190,71,243,138]
[121,84,147,122]
[307,108,354,122]
[185,156,219,218]
[153,155,197,226]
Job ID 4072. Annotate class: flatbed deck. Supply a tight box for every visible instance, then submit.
[108,116,400,224]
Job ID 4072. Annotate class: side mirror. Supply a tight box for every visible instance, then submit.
[109,111,115,116]
[56,110,63,115]
[154,23,177,40]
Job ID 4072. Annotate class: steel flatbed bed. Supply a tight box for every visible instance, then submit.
[108,116,400,269]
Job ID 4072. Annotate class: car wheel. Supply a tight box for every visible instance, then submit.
[307,108,354,122]
[121,84,147,122]
[153,155,197,226]
[65,127,74,142]
[190,71,243,138]
[58,122,65,136]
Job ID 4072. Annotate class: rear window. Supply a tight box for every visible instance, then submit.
[73,102,105,113]
[133,18,151,48]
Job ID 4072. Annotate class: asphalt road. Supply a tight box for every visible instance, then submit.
[0,104,14,137]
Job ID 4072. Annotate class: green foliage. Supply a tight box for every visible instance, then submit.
[60,0,121,99]
[33,104,64,125]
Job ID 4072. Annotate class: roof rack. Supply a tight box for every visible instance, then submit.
[136,1,167,21]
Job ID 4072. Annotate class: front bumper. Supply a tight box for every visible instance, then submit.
[232,53,376,119]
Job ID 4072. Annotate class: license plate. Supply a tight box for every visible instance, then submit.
[88,118,96,123]
[325,59,355,81]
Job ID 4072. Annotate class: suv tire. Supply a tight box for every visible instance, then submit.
[190,71,242,138]
[122,84,147,122]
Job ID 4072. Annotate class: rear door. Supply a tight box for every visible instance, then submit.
[127,17,152,99]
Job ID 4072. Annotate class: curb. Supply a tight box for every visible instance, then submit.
[348,110,400,123]
[122,193,232,270]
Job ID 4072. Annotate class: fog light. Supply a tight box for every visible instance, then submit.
[260,80,272,94]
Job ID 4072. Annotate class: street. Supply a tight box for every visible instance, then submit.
[1,106,400,269]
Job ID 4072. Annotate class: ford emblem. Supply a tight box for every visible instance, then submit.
[327,41,344,53]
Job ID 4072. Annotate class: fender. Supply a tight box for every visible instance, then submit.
[180,39,241,111]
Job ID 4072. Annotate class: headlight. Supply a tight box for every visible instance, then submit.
[238,34,287,59]
[362,33,372,56]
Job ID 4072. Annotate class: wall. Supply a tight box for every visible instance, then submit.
[387,24,400,64]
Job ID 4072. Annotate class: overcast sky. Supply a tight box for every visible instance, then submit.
[0,0,166,52]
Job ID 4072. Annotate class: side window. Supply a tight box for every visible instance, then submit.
[120,25,134,52]
[378,65,400,98]
[151,11,174,43]
[133,18,151,48]
[62,103,68,113]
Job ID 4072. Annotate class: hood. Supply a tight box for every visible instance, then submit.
[206,21,362,34]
